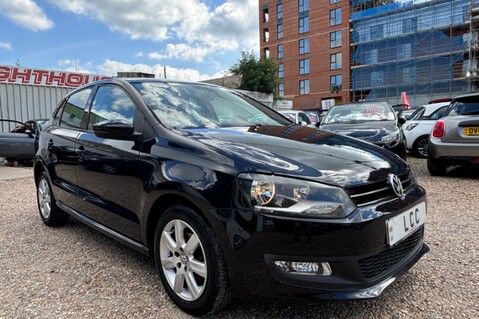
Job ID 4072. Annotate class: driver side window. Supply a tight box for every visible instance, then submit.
[88,85,136,130]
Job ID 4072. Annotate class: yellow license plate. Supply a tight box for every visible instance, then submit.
[464,127,479,136]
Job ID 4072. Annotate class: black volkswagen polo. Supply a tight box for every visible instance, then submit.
[34,79,428,316]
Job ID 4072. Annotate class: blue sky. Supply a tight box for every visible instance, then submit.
[0,0,259,80]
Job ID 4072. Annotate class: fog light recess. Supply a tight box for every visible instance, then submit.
[274,261,332,276]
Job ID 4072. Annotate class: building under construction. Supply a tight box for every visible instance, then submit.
[258,0,479,109]
[351,0,479,105]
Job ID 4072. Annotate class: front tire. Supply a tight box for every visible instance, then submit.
[427,156,447,176]
[154,205,231,316]
[36,171,69,226]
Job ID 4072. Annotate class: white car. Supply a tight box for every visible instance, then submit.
[402,102,450,157]
[278,110,313,126]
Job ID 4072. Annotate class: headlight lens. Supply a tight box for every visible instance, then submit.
[381,130,401,143]
[238,173,356,218]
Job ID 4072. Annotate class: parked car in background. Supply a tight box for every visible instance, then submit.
[278,110,312,126]
[402,102,450,157]
[34,78,428,315]
[304,110,321,125]
[320,102,407,159]
[0,119,48,165]
[428,93,479,175]
[397,108,418,121]
[428,97,452,104]
[392,103,411,113]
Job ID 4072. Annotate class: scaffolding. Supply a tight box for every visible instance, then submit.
[350,0,479,105]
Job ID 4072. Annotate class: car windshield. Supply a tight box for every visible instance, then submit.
[132,82,290,129]
[446,97,479,116]
[322,102,396,124]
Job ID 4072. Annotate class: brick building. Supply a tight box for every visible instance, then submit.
[259,0,350,110]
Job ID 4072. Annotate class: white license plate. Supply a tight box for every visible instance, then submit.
[386,202,426,246]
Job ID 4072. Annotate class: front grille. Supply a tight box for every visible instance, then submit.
[358,228,423,279]
[345,171,415,207]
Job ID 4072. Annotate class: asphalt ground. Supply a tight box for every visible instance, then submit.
[0,157,478,318]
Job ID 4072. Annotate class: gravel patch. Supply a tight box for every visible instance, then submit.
[0,157,478,318]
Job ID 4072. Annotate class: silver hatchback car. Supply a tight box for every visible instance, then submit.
[428,93,479,175]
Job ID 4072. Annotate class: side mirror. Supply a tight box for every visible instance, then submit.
[93,120,137,140]
[300,121,308,126]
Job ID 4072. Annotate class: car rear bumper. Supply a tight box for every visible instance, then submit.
[429,137,479,160]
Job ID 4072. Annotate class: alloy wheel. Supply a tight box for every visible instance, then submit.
[417,138,428,157]
[159,219,207,301]
[38,178,52,219]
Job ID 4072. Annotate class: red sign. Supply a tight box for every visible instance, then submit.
[0,65,110,88]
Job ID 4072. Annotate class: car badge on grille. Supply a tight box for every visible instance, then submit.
[388,174,405,199]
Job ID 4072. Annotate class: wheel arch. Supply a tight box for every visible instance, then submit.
[33,160,47,185]
[145,194,216,256]
[412,134,430,157]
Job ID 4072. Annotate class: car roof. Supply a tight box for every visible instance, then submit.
[66,77,222,97]
[451,92,479,101]
[419,102,450,116]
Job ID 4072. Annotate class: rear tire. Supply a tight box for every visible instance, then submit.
[413,136,429,158]
[36,171,69,226]
[427,156,447,176]
[154,205,231,316]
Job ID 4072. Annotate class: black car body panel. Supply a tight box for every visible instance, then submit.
[34,79,428,310]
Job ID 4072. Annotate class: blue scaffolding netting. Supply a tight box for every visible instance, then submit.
[350,0,478,102]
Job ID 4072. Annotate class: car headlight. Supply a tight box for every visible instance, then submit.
[381,130,401,144]
[237,173,356,218]
[404,123,418,131]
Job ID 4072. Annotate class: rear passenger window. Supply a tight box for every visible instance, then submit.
[88,85,136,130]
[61,88,93,128]
[430,106,447,120]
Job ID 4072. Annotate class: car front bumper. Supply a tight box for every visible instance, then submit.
[217,186,428,301]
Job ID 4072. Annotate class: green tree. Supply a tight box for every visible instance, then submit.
[229,51,279,95]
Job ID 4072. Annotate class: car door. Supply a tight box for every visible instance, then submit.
[75,84,142,241]
[0,120,37,159]
[44,87,94,209]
